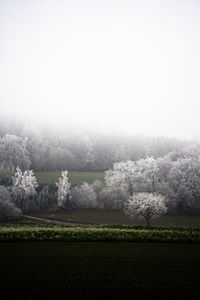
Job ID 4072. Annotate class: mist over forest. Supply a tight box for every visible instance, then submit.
[0,118,190,172]
[0,116,200,219]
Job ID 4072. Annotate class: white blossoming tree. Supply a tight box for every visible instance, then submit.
[12,167,38,213]
[56,171,71,208]
[124,193,167,226]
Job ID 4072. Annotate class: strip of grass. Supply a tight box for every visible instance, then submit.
[35,171,105,184]
[32,209,200,227]
[1,225,200,243]
[0,242,200,299]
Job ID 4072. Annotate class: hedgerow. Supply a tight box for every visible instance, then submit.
[0,225,200,243]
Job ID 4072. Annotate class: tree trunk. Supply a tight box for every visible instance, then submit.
[145,216,151,226]
[152,173,155,193]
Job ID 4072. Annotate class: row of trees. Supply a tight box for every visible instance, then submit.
[0,121,187,171]
[103,145,200,214]
[1,144,200,222]
[0,168,103,221]
[0,168,168,225]
[50,144,200,222]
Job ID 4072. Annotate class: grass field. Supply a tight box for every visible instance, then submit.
[1,225,200,243]
[0,242,200,299]
[32,209,200,227]
[35,171,105,185]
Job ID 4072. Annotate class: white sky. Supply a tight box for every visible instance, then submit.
[0,0,200,139]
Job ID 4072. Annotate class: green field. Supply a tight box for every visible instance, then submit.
[32,209,200,227]
[35,171,105,184]
[0,242,200,299]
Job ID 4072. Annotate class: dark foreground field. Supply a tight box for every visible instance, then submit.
[32,208,200,227]
[0,242,200,299]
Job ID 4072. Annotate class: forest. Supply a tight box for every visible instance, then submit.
[0,119,187,171]
[0,120,200,224]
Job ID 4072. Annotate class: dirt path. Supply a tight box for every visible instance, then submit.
[23,215,77,226]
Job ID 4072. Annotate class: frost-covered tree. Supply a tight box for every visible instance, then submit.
[71,182,98,209]
[27,135,49,171]
[156,155,172,183]
[0,168,13,186]
[106,161,139,198]
[36,185,53,209]
[0,185,22,221]
[136,157,158,192]
[56,171,71,208]
[92,179,104,208]
[0,134,31,170]
[168,156,200,213]
[12,167,38,197]
[12,167,38,213]
[124,193,167,226]
[103,169,129,209]
[104,159,156,207]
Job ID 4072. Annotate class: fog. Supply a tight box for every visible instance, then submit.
[1,0,200,139]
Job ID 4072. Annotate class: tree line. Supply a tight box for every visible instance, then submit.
[1,143,200,223]
[0,120,187,172]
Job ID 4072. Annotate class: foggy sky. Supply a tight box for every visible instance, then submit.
[0,0,200,139]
